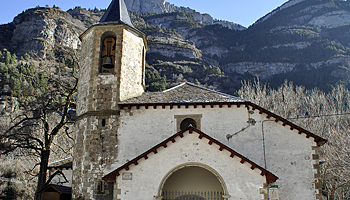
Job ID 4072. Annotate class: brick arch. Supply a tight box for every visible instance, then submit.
[157,162,229,199]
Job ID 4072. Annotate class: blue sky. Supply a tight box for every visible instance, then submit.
[0,0,288,27]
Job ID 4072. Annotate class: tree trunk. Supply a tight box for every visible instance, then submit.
[34,149,50,200]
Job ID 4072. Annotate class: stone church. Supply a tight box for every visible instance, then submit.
[71,0,327,199]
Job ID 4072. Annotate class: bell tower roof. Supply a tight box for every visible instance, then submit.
[99,0,135,28]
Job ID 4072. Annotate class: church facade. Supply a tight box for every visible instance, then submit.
[72,0,327,199]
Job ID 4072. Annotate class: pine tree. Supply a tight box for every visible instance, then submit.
[24,53,30,61]
[194,79,200,85]
[5,52,11,65]
[11,53,17,64]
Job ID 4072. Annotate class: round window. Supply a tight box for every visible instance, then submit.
[180,118,197,130]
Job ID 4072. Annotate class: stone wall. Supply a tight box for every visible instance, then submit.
[73,115,119,200]
[73,23,146,200]
[77,24,146,114]
[120,28,145,101]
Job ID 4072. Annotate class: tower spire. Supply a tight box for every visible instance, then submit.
[99,0,135,28]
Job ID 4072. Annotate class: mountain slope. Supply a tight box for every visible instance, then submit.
[1,0,350,94]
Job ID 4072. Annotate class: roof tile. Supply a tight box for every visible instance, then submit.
[120,82,248,104]
[99,0,135,28]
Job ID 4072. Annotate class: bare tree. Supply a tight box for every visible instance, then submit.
[0,50,79,200]
[238,80,350,200]
[0,157,37,199]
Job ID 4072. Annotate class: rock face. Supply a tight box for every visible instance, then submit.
[125,0,246,30]
[125,0,175,14]
[308,10,350,27]
[0,23,15,51]
[213,20,245,31]
[11,7,83,58]
[148,41,202,59]
[222,62,297,79]
[255,0,306,24]
[1,0,350,94]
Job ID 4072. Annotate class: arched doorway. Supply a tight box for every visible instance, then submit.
[159,164,227,200]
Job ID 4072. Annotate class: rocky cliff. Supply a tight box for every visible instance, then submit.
[11,7,81,58]
[1,0,350,94]
[125,0,245,30]
[255,0,306,25]
[125,0,175,14]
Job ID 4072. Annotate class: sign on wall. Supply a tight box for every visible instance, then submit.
[122,172,132,180]
[269,185,279,200]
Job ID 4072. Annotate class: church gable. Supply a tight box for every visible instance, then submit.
[103,127,277,199]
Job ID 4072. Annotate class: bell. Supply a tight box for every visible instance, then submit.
[103,56,114,69]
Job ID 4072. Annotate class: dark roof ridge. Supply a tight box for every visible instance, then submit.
[103,126,279,185]
[164,82,249,102]
[38,184,72,194]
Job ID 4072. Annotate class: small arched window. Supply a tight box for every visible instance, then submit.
[180,118,197,130]
[100,32,116,73]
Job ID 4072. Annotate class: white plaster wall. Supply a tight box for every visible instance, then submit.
[107,105,319,199]
[115,131,266,200]
[112,105,266,168]
[263,120,317,200]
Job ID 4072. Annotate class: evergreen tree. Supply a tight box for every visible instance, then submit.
[0,52,4,62]
[11,53,17,64]
[24,53,30,61]
[194,79,200,85]
[145,70,167,92]
[5,52,11,65]
[0,63,8,73]
[28,63,36,75]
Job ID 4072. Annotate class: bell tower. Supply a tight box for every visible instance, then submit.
[72,0,148,199]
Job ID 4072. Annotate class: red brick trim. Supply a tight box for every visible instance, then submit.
[103,127,278,185]
[118,102,327,146]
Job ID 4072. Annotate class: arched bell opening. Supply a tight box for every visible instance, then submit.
[158,163,228,200]
[99,31,117,73]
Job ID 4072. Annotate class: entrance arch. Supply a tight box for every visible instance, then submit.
[158,163,228,200]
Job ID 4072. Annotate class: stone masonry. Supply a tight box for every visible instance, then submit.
[73,23,147,200]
